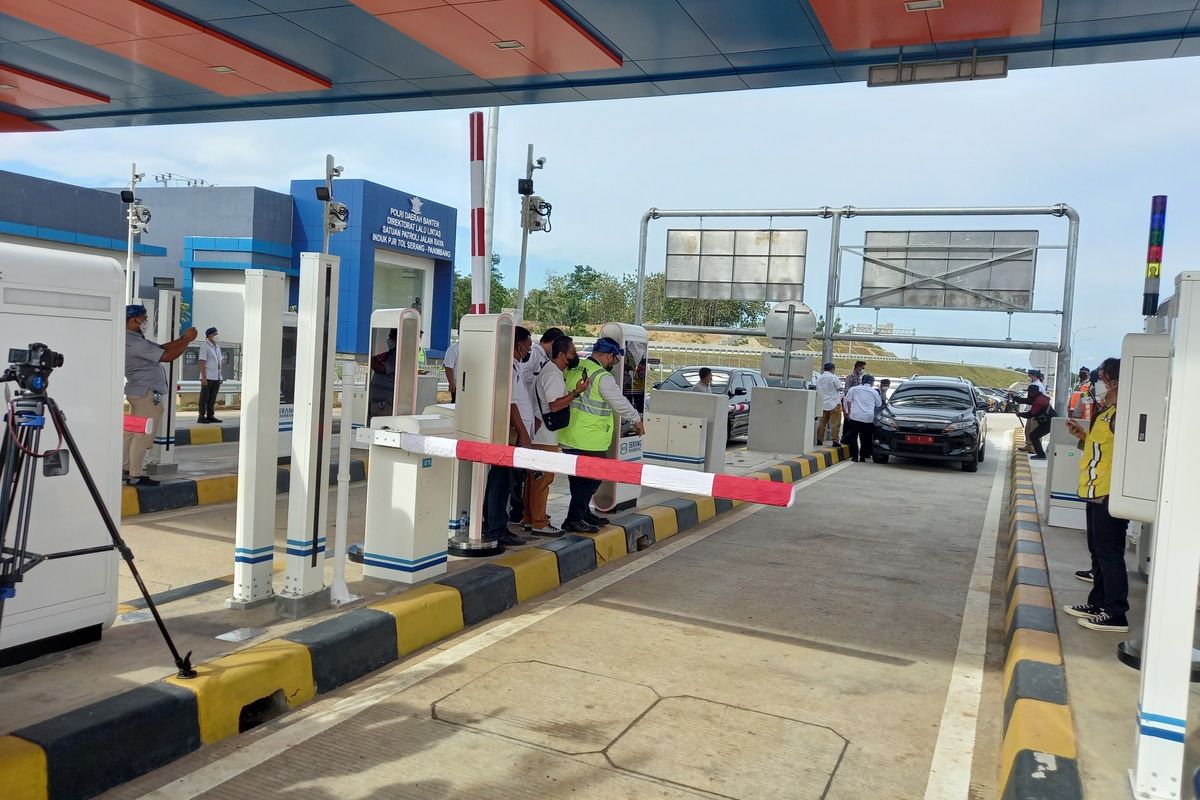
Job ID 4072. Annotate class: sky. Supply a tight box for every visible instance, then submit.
[4,53,1199,371]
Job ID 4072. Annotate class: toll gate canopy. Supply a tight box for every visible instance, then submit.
[0,1,1197,132]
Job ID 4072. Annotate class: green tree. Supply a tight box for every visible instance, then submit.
[815,315,844,333]
[452,253,515,326]
[636,272,767,327]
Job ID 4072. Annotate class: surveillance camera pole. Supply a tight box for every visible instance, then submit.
[516,144,540,321]
[322,154,337,258]
[124,162,142,302]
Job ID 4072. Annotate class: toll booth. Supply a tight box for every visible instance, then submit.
[0,243,124,662]
[447,313,514,555]
[593,322,647,513]
[366,307,422,424]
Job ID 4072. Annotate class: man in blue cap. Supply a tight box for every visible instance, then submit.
[557,336,643,533]
[198,326,224,423]
[124,305,196,485]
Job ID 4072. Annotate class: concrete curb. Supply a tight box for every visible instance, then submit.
[1,445,847,800]
[121,457,368,518]
[168,420,350,447]
[999,430,1084,800]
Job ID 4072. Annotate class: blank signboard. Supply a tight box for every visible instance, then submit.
[860,229,1038,311]
[665,229,807,301]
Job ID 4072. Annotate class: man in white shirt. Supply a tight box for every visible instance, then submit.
[198,326,223,423]
[814,362,843,445]
[523,335,590,536]
[485,327,536,547]
[692,367,714,393]
[521,327,562,395]
[842,374,882,462]
[443,340,459,402]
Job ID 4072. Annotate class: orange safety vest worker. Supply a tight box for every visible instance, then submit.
[1068,382,1094,420]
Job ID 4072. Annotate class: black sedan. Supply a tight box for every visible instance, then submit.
[652,366,764,439]
[872,377,989,472]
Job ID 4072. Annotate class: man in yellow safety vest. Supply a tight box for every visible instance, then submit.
[558,336,643,534]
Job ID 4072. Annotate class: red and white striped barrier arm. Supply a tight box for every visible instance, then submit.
[400,433,799,508]
[468,111,487,314]
[124,414,153,434]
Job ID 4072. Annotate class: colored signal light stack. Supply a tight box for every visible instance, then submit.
[1144,195,1166,317]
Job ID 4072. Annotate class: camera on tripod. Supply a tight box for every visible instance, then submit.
[3,342,64,393]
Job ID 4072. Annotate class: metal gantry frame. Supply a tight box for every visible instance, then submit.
[635,203,1080,412]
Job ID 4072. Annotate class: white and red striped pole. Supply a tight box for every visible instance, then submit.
[468,111,487,314]
[400,433,799,508]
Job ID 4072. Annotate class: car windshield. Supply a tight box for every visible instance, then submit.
[669,370,730,389]
[889,387,974,410]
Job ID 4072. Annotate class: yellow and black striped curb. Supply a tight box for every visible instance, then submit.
[121,458,367,518]
[2,446,848,800]
[171,425,238,447]
[1000,430,1083,800]
[169,421,350,447]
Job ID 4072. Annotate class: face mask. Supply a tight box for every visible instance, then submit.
[139,319,149,334]
[566,355,580,369]
[520,350,531,363]
[1094,381,1111,404]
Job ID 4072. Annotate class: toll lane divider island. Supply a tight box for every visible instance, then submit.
[1000,429,1084,800]
[1,446,848,800]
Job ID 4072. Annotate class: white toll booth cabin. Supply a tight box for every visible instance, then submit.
[448,313,514,556]
[366,307,422,424]
[0,242,124,661]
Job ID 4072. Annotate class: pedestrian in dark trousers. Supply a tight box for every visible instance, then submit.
[1062,357,1130,632]
[842,374,882,462]
[484,327,535,547]
[1010,383,1054,459]
[198,326,223,423]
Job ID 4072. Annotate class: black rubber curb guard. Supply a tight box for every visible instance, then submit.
[999,431,1084,800]
[122,457,367,518]
[0,446,848,800]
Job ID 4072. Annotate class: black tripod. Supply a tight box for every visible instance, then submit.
[0,387,195,678]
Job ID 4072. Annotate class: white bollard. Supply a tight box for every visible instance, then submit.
[228,271,284,609]
[330,359,359,606]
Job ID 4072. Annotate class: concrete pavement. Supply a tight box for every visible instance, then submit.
[98,428,1011,800]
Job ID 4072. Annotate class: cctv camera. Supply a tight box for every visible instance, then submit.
[326,201,350,233]
[535,156,546,168]
[331,166,344,177]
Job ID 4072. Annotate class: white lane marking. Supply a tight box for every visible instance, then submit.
[921,430,1011,800]
[137,462,850,800]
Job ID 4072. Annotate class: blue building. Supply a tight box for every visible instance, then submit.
[0,169,166,263]
[0,170,457,360]
[291,179,456,357]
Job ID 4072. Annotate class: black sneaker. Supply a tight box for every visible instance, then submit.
[1030,454,1047,460]
[197,418,208,424]
[134,476,160,487]
[499,533,527,547]
[562,519,600,534]
[1062,603,1100,619]
[208,417,223,424]
[583,511,609,527]
[1074,569,1094,584]
[1079,611,1130,632]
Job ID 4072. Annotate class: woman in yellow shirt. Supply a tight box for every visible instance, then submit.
[1061,358,1129,632]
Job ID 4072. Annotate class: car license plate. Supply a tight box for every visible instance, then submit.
[904,434,935,445]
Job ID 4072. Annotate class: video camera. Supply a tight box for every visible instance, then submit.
[2,343,64,393]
